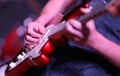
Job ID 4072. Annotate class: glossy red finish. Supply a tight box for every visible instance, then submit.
[40,54,50,65]
[41,40,54,55]
[4,1,90,75]
[34,53,50,67]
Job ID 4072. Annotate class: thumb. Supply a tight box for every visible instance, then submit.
[80,7,91,13]
[38,25,45,34]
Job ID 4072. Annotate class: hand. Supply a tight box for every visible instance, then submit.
[24,21,45,49]
[107,0,120,16]
[64,8,97,46]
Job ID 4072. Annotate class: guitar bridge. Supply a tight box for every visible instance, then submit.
[6,47,28,71]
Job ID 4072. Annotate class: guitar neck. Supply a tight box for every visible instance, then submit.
[4,0,118,76]
[77,0,116,23]
[47,0,115,38]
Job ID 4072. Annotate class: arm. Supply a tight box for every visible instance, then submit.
[24,0,77,48]
[35,0,76,26]
[87,30,120,69]
[64,8,120,69]
[87,0,120,68]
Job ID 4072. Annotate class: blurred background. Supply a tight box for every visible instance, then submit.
[0,0,48,63]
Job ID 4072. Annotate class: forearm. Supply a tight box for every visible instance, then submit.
[88,31,120,69]
[36,0,76,26]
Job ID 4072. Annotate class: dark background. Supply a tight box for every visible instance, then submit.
[0,1,119,76]
[0,0,48,63]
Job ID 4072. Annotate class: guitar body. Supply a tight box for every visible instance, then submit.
[1,0,119,76]
[32,0,88,68]
[4,1,88,76]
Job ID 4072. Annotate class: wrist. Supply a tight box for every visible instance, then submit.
[86,31,110,51]
[86,31,103,48]
[35,15,47,26]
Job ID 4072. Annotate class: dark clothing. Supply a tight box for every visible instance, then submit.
[25,13,120,76]
[42,44,120,76]
[25,0,120,76]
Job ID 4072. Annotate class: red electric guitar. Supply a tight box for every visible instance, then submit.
[0,0,119,76]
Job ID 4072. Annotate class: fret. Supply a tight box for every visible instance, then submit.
[77,0,115,23]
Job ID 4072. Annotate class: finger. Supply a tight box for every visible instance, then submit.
[24,39,38,48]
[68,19,82,31]
[86,19,95,27]
[38,24,45,34]
[25,35,39,43]
[65,22,83,38]
[25,44,37,49]
[65,33,81,45]
[24,38,38,49]
[80,8,91,13]
[24,39,36,45]
[26,26,41,38]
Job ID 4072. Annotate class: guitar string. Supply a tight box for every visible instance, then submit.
[0,0,114,68]
[77,0,112,22]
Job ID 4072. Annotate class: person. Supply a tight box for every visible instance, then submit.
[24,0,120,76]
